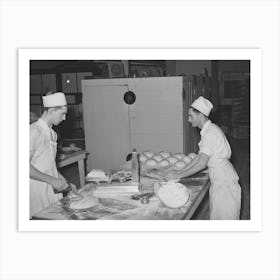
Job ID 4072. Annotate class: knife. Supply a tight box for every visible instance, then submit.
[62,185,72,197]
[54,182,72,197]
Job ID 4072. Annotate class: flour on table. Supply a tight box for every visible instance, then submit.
[69,195,99,210]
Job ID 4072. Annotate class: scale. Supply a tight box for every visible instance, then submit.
[123,90,136,161]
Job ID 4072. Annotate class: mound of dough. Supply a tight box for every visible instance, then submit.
[69,195,99,210]
[188,153,197,160]
[173,153,185,160]
[167,157,178,165]
[143,151,154,158]
[159,151,171,158]
[183,156,192,165]
[153,154,163,162]
[139,154,148,163]
[156,182,189,208]
[159,159,170,168]
[146,159,158,168]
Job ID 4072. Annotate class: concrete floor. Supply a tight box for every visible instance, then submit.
[59,136,250,220]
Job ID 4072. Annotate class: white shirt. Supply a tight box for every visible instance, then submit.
[30,118,61,216]
[198,120,232,167]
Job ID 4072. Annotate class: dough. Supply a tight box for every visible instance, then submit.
[69,195,99,210]
[156,182,189,208]
[167,157,178,165]
[159,151,171,158]
[139,154,148,163]
[173,153,185,160]
[153,154,163,162]
[78,183,96,197]
[159,159,170,168]
[146,159,158,168]
[183,156,192,165]
[143,151,154,158]
[174,160,187,170]
[188,153,197,160]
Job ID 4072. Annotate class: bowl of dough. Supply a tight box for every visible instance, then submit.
[153,181,190,209]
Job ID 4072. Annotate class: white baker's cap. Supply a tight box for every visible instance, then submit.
[42,92,67,108]
[191,96,213,117]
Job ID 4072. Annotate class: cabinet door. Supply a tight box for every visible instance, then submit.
[82,82,130,171]
[129,77,184,154]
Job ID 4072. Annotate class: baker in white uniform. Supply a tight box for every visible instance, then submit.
[166,96,241,220]
[30,92,76,217]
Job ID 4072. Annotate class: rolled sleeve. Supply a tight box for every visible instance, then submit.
[199,131,217,158]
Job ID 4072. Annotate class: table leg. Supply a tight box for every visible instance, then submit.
[78,159,85,188]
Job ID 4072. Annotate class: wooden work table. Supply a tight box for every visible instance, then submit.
[32,170,210,220]
[57,150,87,188]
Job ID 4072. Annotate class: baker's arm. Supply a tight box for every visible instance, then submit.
[57,171,78,194]
[30,163,68,192]
[166,153,209,180]
[58,172,65,180]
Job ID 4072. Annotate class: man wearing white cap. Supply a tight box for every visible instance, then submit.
[29,92,76,217]
[167,96,241,220]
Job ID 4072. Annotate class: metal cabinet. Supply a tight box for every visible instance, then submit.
[82,76,201,171]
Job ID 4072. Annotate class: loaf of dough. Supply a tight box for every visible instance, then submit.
[167,157,178,165]
[155,182,190,209]
[143,151,154,158]
[183,156,192,165]
[146,159,158,168]
[153,154,163,162]
[188,153,197,160]
[139,154,148,163]
[159,159,170,168]
[173,153,185,160]
[159,151,171,158]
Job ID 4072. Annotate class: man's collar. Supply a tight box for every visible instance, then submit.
[38,118,52,129]
[38,117,53,128]
[200,120,212,135]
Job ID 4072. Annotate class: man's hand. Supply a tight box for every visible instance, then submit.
[165,171,181,181]
[50,178,69,193]
[145,169,165,180]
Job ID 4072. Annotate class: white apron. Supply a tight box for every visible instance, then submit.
[208,159,241,220]
[30,119,62,217]
[198,120,241,220]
